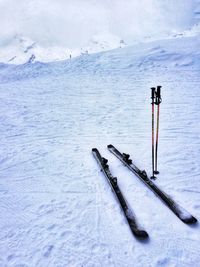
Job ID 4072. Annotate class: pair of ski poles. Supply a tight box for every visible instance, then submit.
[151,86,162,180]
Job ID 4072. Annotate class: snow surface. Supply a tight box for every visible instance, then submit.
[0,35,200,266]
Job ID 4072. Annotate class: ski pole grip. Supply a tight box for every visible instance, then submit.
[157,86,161,98]
[151,87,156,102]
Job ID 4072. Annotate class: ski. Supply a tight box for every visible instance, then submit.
[92,148,149,239]
[107,144,197,224]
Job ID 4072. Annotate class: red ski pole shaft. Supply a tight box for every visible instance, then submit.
[152,103,155,176]
[151,87,156,179]
[155,104,160,173]
[155,85,161,174]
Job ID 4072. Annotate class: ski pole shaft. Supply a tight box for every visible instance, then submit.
[151,87,156,179]
[154,85,161,174]
[155,103,160,173]
[152,103,155,176]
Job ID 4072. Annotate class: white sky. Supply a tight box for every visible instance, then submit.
[0,0,197,48]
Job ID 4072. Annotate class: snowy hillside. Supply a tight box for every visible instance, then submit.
[0,34,200,266]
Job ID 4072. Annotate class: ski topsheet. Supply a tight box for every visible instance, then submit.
[107,144,197,224]
[92,148,149,239]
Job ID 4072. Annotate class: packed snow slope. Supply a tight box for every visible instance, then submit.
[0,35,200,267]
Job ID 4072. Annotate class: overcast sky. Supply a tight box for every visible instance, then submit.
[0,0,197,48]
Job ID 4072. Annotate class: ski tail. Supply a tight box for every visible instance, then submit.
[172,203,197,224]
[92,148,149,240]
[107,144,197,225]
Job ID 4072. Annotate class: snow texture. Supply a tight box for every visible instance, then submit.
[0,34,200,266]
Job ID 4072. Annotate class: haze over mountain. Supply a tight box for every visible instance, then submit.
[0,0,200,63]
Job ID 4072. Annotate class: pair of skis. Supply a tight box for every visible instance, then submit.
[92,145,197,240]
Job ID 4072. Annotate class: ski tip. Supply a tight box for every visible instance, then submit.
[92,148,98,153]
[134,230,149,240]
[182,216,198,225]
[107,144,114,149]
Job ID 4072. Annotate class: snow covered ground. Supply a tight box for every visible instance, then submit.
[0,35,200,267]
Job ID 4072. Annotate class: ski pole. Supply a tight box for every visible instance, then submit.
[151,87,156,179]
[154,86,162,175]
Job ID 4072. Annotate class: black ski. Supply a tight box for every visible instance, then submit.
[92,148,149,239]
[107,144,197,224]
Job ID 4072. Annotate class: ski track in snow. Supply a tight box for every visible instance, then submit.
[0,36,200,267]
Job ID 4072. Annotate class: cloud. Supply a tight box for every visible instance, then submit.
[0,0,197,48]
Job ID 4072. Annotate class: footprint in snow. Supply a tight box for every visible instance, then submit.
[155,257,170,267]
[43,245,54,258]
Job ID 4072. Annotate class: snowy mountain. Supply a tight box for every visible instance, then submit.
[1,34,200,83]
[0,33,126,64]
[0,33,199,266]
[0,0,200,64]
